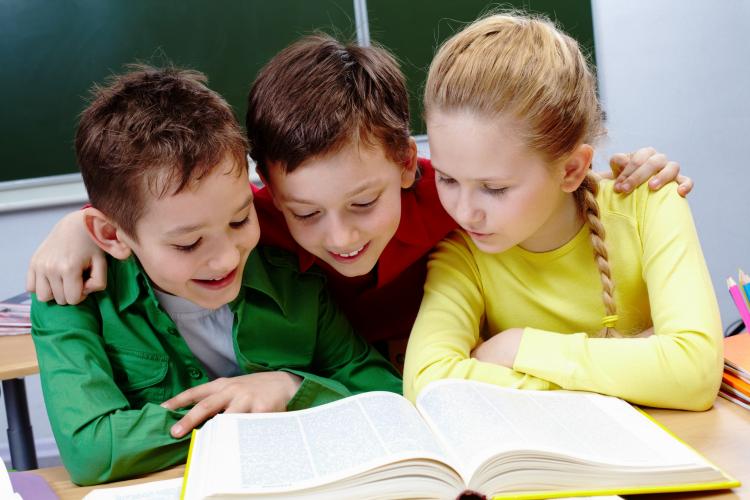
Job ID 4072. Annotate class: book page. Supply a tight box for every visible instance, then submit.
[0,292,31,336]
[82,478,182,499]
[416,380,711,480]
[193,391,453,495]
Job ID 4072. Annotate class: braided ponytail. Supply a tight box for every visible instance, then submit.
[576,172,618,337]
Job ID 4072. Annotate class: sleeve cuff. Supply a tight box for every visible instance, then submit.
[286,376,316,411]
[282,369,351,411]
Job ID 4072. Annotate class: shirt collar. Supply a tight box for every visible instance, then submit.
[235,247,287,314]
[113,256,158,313]
[113,248,287,315]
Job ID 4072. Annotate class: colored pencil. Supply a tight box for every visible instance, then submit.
[739,269,750,308]
[727,277,750,332]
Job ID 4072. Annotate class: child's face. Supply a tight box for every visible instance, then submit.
[427,111,574,254]
[121,155,259,309]
[265,142,416,277]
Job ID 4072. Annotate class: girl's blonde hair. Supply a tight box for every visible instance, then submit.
[425,13,618,336]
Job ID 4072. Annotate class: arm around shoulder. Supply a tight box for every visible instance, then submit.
[27,209,108,305]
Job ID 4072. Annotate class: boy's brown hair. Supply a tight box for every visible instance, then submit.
[246,34,411,177]
[75,64,248,237]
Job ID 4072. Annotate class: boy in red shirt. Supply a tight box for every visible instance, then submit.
[28,35,688,371]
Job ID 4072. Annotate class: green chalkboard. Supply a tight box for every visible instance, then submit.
[0,0,356,182]
[0,0,594,182]
[367,0,596,135]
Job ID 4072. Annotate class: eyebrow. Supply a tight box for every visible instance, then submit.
[285,181,380,205]
[165,194,254,237]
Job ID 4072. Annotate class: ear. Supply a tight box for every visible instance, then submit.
[82,207,133,260]
[400,137,419,189]
[560,144,594,193]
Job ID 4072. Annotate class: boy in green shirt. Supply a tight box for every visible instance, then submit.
[30,65,400,485]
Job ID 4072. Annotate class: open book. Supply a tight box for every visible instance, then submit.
[181,379,738,499]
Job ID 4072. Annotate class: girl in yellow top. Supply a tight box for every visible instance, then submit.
[403,13,723,410]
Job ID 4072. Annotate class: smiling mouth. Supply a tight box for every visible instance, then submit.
[193,268,238,289]
[329,242,370,262]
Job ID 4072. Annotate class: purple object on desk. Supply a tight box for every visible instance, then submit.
[9,471,59,499]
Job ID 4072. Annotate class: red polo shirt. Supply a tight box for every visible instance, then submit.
[253,158,457,354]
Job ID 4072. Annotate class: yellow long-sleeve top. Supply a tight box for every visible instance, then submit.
[404,181,723,410]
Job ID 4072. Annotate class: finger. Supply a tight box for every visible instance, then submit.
[63,269,85,306]
[614,147,657,183]
[608,153,630,178]
[676,175,694,197]
[225,395,258,414]
[646,161,680,191]
[26,267,37,294]
[34,274,54,302]
[617,153,667,193]
[82,253,109,296]
[162,378,228,410]
[170,393,229,438]
[628,146,658,170]
[162,385,209,411]
[47,275,68,305]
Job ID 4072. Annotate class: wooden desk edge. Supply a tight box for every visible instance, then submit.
[0,334,38,381]
[31,465,185,499]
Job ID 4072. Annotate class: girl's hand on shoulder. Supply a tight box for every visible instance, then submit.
[161,371,302,438]
[471,328,524,368]
[26,209,108,305]
[602,147,693,197]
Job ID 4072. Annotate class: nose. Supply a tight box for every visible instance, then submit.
[208,234,242,274]
[455,188,482,228]
[326,214,360,250]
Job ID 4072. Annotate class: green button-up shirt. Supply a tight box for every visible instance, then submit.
[31,246,401,485]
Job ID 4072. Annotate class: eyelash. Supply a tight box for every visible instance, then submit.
[291,197,379,221]
[483,186,508,196]
[293,211,320,221]
[352,196,379,209]
[439,176,507,197]
[173,215,250,252]
[174,240,201,253]
[230,216,250,228]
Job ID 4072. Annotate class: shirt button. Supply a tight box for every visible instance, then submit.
[188,366,202,379]
[167,327,178,336]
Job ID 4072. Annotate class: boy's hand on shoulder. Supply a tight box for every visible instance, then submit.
[161,371,302,438]
[471,328,524,368]
[26,210,108,305]
[600,147,693,197]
